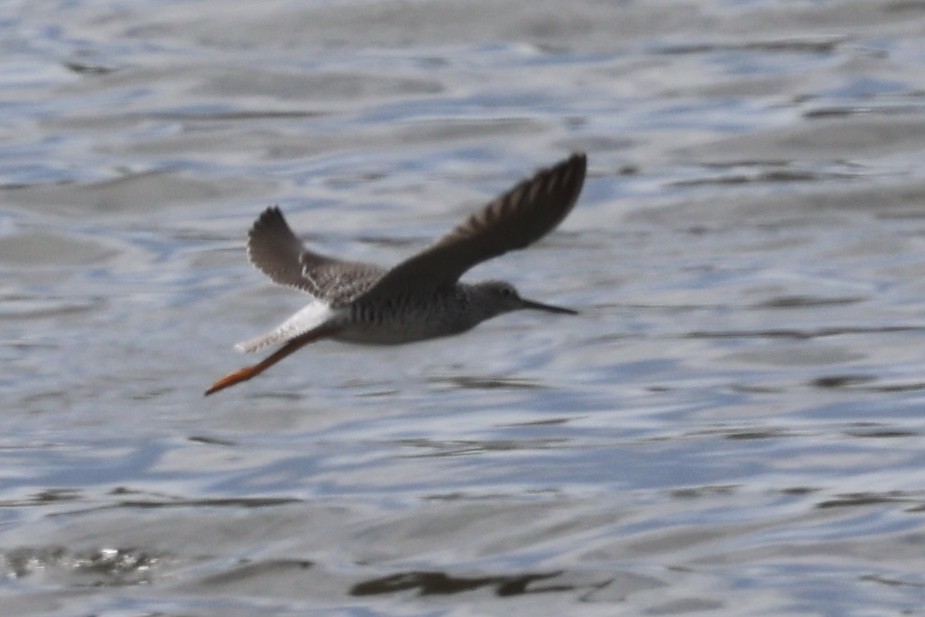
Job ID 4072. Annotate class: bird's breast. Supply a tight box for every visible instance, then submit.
[331,292,476,345]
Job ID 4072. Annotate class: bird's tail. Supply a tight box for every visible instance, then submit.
[235,301,335,353]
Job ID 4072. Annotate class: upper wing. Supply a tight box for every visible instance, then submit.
[355,153,586,301]
[246,206,383,303]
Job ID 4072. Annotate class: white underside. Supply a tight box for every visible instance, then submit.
[235,300,336,353]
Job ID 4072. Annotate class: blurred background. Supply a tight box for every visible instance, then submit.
[3,1,925,615]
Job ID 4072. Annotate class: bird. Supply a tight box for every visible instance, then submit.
[205,152,587,396]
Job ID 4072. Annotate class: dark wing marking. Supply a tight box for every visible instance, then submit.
[355,153,586,301]
[246,206,384,303]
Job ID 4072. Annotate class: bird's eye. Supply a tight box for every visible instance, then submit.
[501,286,514,297]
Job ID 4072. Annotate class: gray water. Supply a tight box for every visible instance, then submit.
[3,1,925,615]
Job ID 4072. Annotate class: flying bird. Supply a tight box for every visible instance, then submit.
[206,153,586,395]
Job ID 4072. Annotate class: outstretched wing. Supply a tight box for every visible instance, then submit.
[246,206,383,304]
[355,153,586,302]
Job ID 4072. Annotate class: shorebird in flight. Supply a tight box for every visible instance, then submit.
[206,153,586,395]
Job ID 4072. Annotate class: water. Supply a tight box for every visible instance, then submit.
[3,0,925,615]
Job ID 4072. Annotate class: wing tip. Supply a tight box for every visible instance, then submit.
[566,151,587,167]
[557,152,587,189]
[248,205,287,241]
[529,152,587,226]
[245,204,302,272]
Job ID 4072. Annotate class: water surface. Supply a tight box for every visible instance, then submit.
[3,1,925,615]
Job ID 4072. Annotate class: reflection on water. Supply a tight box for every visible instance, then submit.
[3,0,925,615]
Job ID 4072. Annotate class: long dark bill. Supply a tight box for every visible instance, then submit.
[520,298,578,315]
[204,326,342,396]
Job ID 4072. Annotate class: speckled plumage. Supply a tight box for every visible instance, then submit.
[206,153,587,395]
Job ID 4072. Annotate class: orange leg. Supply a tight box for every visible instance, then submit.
[204,326,341,396]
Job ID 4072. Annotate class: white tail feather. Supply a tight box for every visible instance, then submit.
[235,301,335,353]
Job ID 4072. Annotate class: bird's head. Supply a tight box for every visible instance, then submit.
[470,280,577,319]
